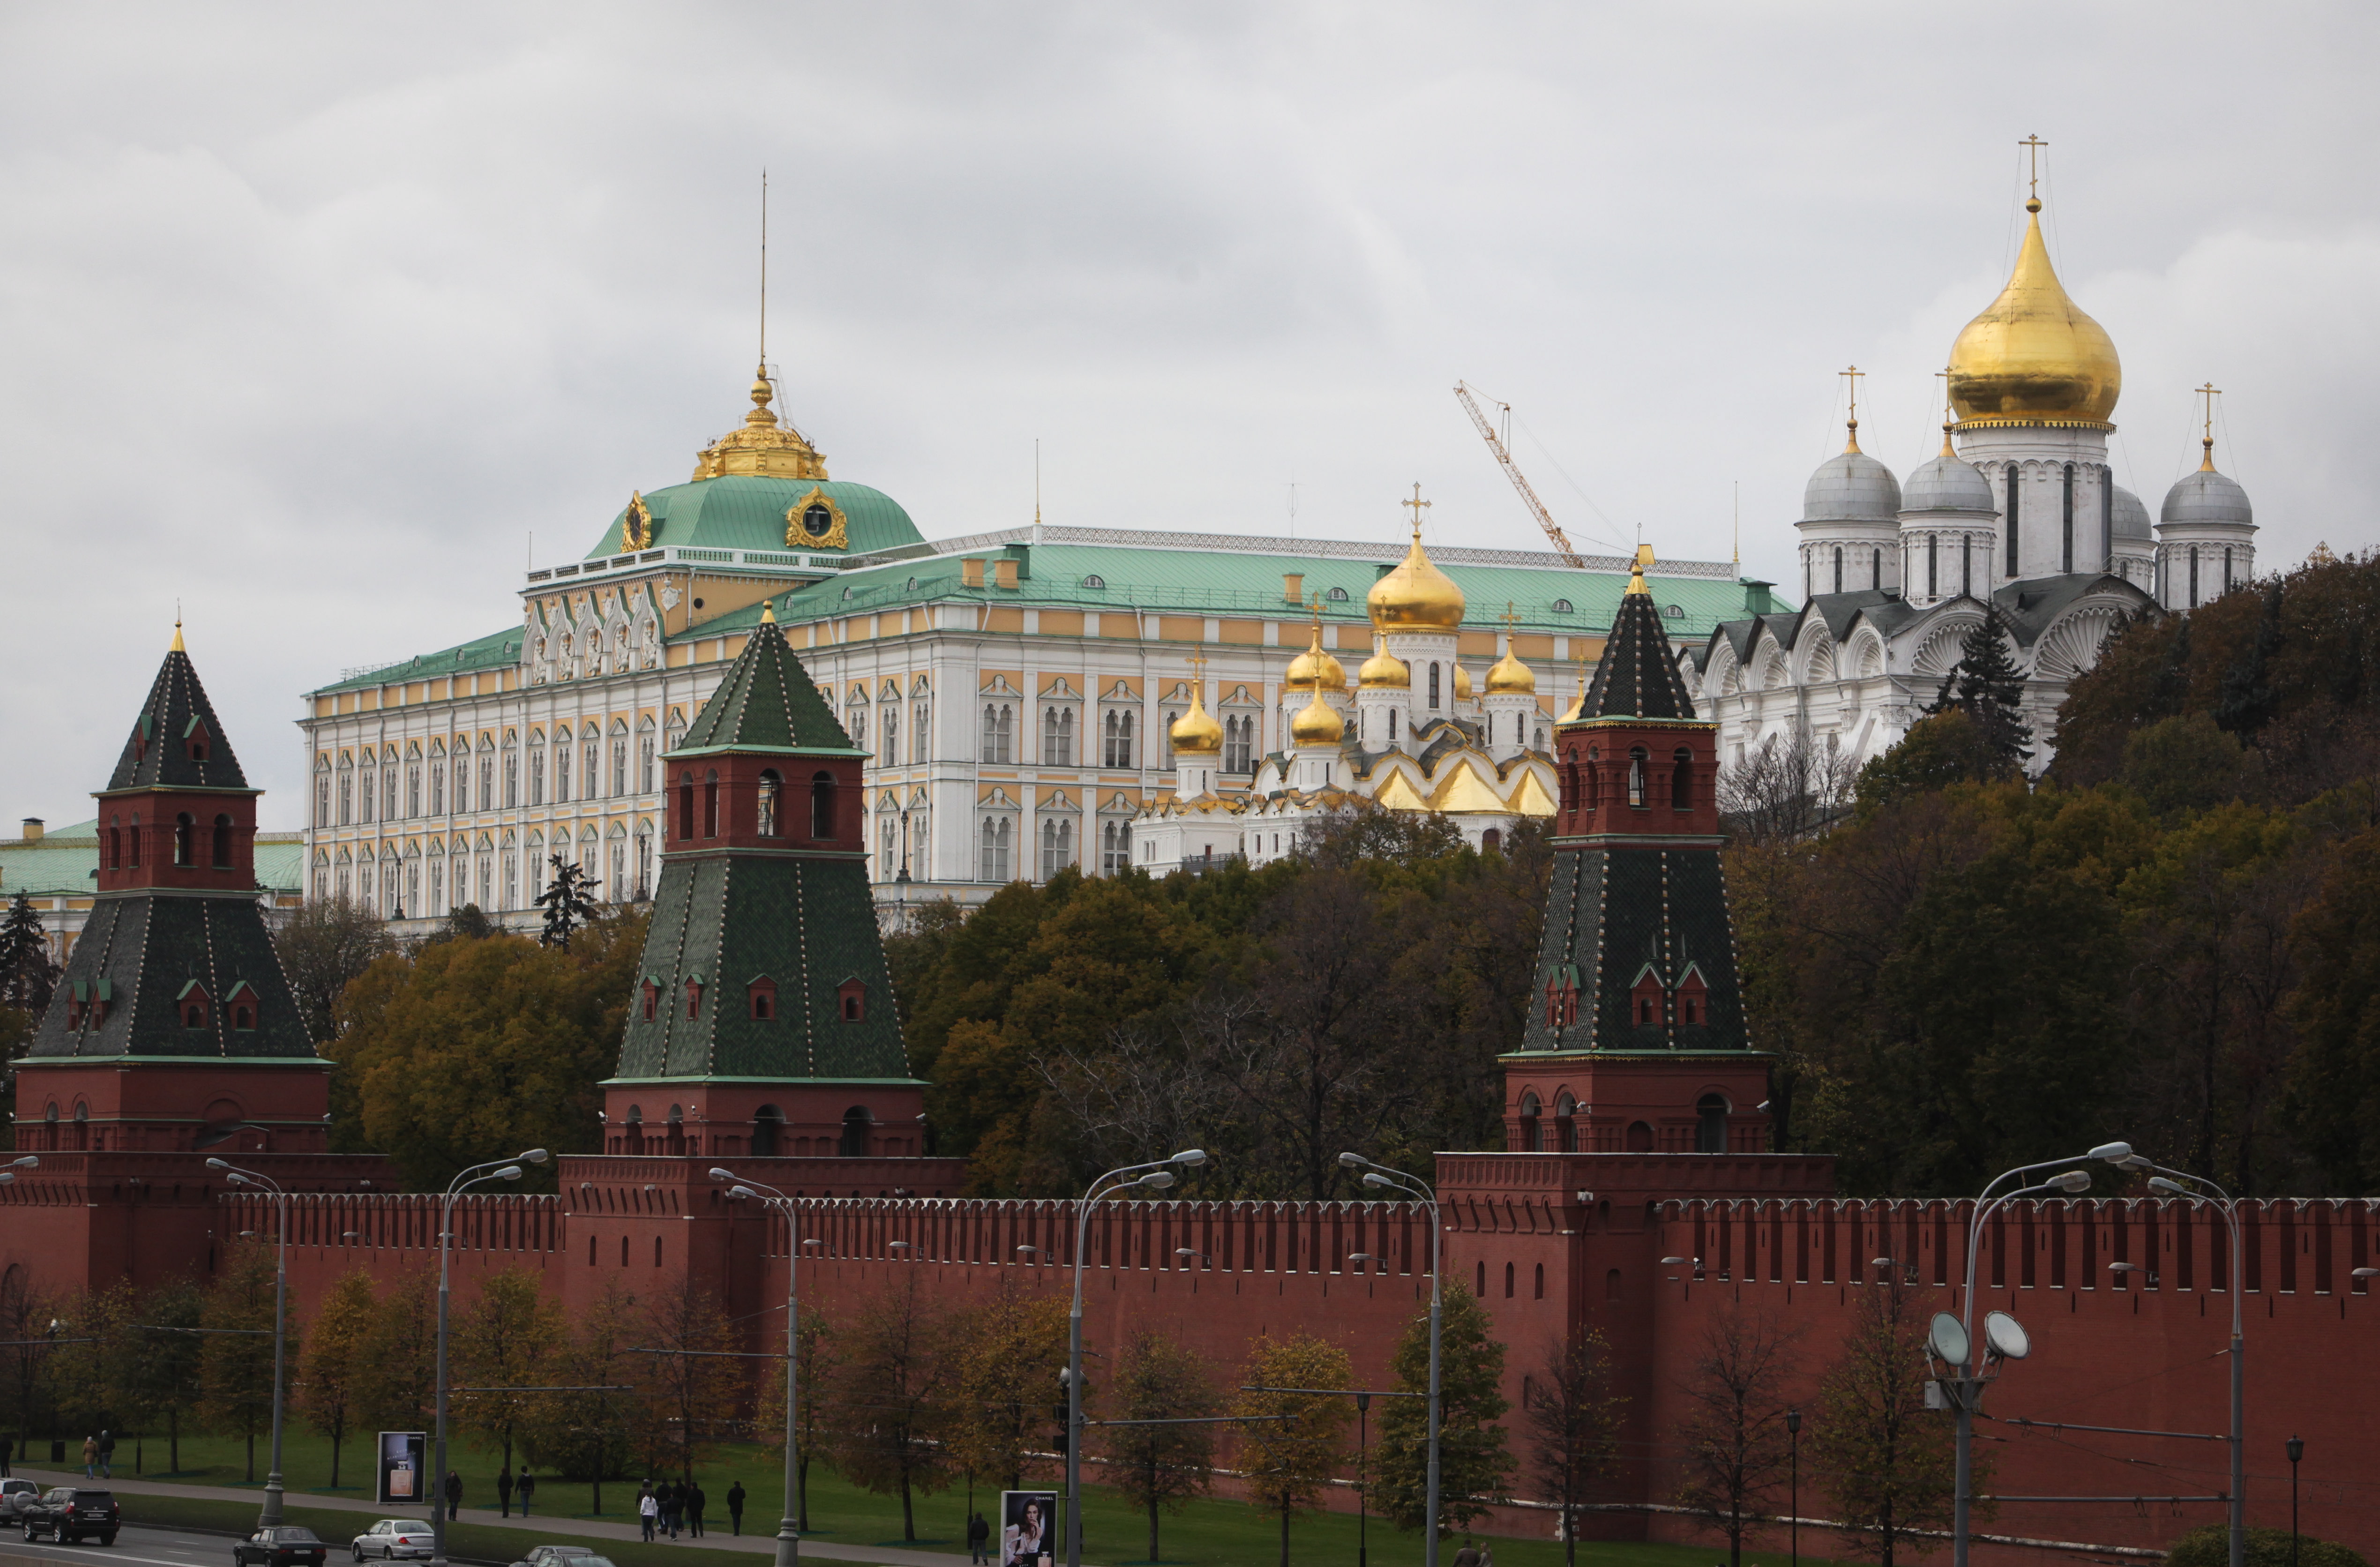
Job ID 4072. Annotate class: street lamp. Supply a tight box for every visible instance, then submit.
[428,1151,545,1567]
[2143,1163,2249,1567]
[0,1154,36,1189]
[205,1159,292,1526]
[2286,1435,2304,1567]
[710,1166,806,1567]
[1785,1408,1802,1567]
[1945,1143,2127,1567]
[1342,1151,1443,1567]
[1064,1150,1209,1567]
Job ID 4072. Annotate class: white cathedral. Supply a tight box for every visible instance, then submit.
[1684,189,2259,773]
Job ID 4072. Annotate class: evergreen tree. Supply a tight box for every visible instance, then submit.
[2215,579,2285,737]
[1925,604,2032,768]
[535,855,603,950]
[1375,1280,1511,1537]
[0,891,58,1016]
[2148,614,2194,718]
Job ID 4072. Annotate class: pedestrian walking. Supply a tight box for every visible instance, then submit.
[443,1470,461,1522]
[967,1512,989,1564]
[516,1468,535,1518]
[686,1482,706,1539]
[725,1482,745,1537]
[638,1485,658,1542]
[97,1432,114,1479]
[663,1479,683,1539]
[81,1436,97,1478]
[0,1433,12,1478]
[497,1467,514,1519]
[1452,1543,1481,1567]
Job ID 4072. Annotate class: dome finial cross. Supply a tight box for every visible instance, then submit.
[1400,482,1431,541]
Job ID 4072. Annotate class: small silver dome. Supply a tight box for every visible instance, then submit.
[2161,465,2254,531]
[2112,485,2153,540]
[1901,450,1995,513]
[1803,449,1902,522]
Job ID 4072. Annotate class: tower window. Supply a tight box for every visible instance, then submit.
[641,981,659,1021]
[756,769,782,837]
[685,978,703,1019]
[2006,464,2021,576]
[1696,1093,1729,1154]
[703,770,720,838]
[838,978,868,1022]
[1872,547,1881,589]
[174,813,195,866]
[1670,747,1692,810]
[2061,462,2075,574]
[1928,533,1938,597]
[1832,545,1843,595]
[677,773,695,840]
[1627,747,1647,809]
[1428,663,1441,710]
[212,813,233,869]
[811,771,837,839]
[748,978,778,1020]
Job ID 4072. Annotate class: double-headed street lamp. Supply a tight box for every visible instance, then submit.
[709,1167,808,1567]
[1065,1151,1209,1567]
[205,1159,292,1526]
[428,1151,547,1567]
[1940,1143,2132,1567]
[1340,1152,1443,1567]
[2139,1160,2250,1567]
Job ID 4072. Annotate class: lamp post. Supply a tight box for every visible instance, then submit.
[1065,1151,1209,1567]
[1346,1252,1381,1567]
[428,1151,545,1567]
[1341,1152,1442,1567]
[2143,1165,2248,1567]
[2286,1435,2304,1567]
[205,1160,291,1526]
[711,1168,806,1567]
[1785,1408,1801,1567]
[1947,1143,2133,1567]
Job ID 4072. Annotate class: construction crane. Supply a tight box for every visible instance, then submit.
[1453,381,1587,569]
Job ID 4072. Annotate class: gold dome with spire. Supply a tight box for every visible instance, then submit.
[1289,688,1345,746]
[1947,196,2122,427]
[1358,635,1410,689]
[1452,663,1473,700]
[1368,499,1467,631]
[1169,680,1223,755]
[1485,645,1535,695]
[692,365,831,481]
[1284,604,1348,693]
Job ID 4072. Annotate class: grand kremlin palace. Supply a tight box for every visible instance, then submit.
[292,367,1759,931]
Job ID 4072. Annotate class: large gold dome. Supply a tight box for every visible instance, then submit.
[1284,615,1348,693]
[1947,199,2121,427]
[1289,689,1345,746]
[1368,527,1467,631]
[1169,683,1222,755]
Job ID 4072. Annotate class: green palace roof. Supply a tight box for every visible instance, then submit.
[585,478,924,560]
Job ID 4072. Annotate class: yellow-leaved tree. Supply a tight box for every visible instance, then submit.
[452,1269,567,1488]
[300,1271,377,1490]
[1232,1333,1353,1567]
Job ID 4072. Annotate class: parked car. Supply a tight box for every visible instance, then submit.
[506,1547,600,1567]
[234,1526,327,1567]
[349,1521,434,1562]
[19,1487,119,1545]
[0,1480,39,1522]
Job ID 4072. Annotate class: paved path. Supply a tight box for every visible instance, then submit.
[6,1469,970,1567]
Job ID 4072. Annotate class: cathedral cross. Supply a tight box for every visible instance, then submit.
[1840,365,1864,450]
[1401,483,1431,540]
[2020,135,2048,201]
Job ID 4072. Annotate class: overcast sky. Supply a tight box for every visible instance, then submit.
[5,2,2374,828]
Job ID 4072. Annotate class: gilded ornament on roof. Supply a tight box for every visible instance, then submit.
[1368,519,1467,631]
[691,365,831,481]
[785,486,850,551]
[621,492,654,550]
[1947,198,2121,428]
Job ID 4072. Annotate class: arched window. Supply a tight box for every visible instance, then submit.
[1585,748,1600,810]
[1428,663,1442,709]
[2189,545,2201,608]
[1103,709,1135,769]
[1554,1090,1578,1152]
[756,770,782,837]
[1831,545,1843,595]
[677,772,695,840]
[1625,1120,1654,1153]
[107,819,121,871]
[1670,748,1693,810]
[1504,1261,1515,1298]
[2006,463,2023,576]
[1696,1093,1729,1154]
[173,813,195,866]
[748,978,777,1020]
[212,813,233,869]
[811,771,837,839]
[753,1106,783,1157]
[654,1237,664,1268]
[703,770,720,838]
[1871,546,1882,589]
[840,1106,871,1159]
[1517,1089,1541,1153]
[1476,1261,1487,1296]
[1482,827,1501,853]
[1627,748,1647,808]
[1605,1268,1623,1303]
[1534,1262,1544,1299]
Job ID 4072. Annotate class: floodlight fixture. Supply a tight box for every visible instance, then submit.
[1660,1256,1689,1265]
[2354,1268,2380,1279]
[1983,1311,2030,1361]
[1927,1312,1970,1368]
[2108,1261,2141,1273]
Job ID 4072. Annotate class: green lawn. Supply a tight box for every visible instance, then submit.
[52,1425,1837,1567]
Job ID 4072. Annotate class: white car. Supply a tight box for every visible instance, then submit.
[0,1480,38,1522]
[349,1521,434,1561]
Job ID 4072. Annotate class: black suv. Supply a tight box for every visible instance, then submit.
[20,1487,119,1545]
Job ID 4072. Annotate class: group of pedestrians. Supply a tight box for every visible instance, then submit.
[635,1478,711,1541]
[80,1433,115,1478]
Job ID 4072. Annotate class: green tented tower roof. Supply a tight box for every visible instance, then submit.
[673,614,866,758]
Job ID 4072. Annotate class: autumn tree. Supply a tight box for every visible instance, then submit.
[1232,1333,1353,1567]
[301,1272,375,1490]
[754,1311,839,1531]
[325,907,642,1186]
[453,1268,567,1485]
[1523,1334,1627,1567]
[1673,1306,1799,1567]
[197,1239,297,1482]
[1100,1329,1219,1562]
[829,1272,952,1541]
[1813,1283,1968,1566]
[534,1278,643,1517]
[1720,725,1861,846]
[138,1279,207,1474]
[2283,827,2380,1191]
[1376,1280,1510,1537]
[270,895,393,1046]
[352,1269,438,1438]
[51,1281,146,1440]
[946,1282,1069,1492]
[637,1275,741,1482]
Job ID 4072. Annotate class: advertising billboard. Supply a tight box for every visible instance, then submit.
[377,1431,428,1507]
[998,1490,1056,1567]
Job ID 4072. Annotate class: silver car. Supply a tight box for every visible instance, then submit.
[0,1481,38,1522]
[348,1521,434,1562]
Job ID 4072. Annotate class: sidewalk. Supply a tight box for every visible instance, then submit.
[9,1466,968,1567]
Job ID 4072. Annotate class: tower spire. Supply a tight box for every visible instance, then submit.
[170,615,185,653]
[1839,365,1864,453]
[2020,133,2048,210]
[2198,382,2223,470]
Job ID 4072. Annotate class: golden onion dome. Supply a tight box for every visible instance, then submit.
[1284,618,1347,693]
[1485,645,1536,694]
[1368,524,1467,631]
[1453,663,1474,700]
[1289,689,1345,746]
[1947,198,2122,426]
[1169,684,1223,755]
[1358,637,1410,689]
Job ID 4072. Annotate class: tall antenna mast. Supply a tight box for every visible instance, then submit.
[759,168,768,369]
